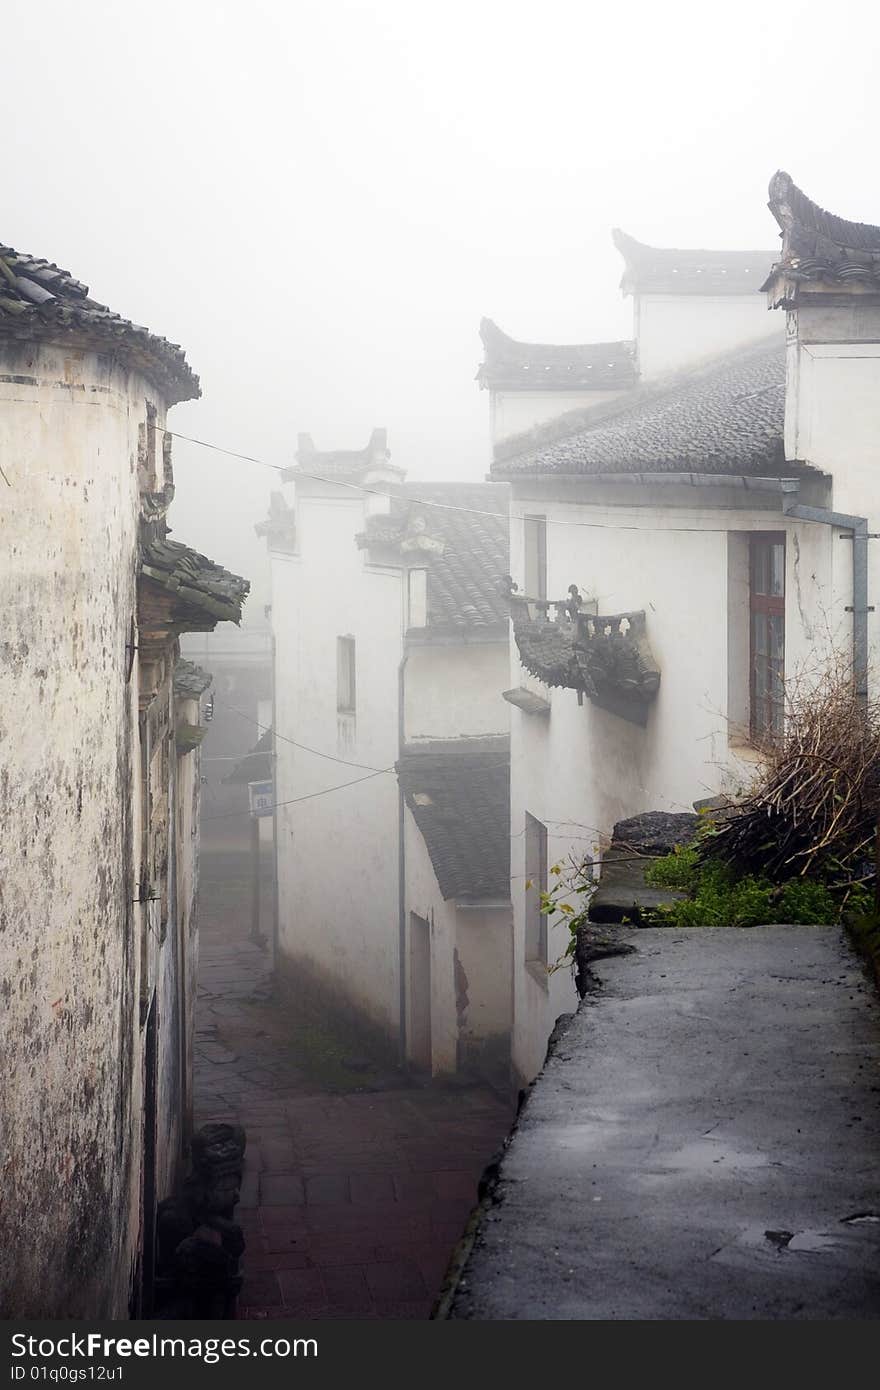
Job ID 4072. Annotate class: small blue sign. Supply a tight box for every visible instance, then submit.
[248,779,274,818]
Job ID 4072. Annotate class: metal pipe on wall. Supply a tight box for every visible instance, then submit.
[782,499,870,708]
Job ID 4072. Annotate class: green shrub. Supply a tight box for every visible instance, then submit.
[644,849,842,927]
[775,878,838,924]
[643,842,701,890]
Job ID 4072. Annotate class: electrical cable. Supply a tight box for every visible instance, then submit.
[157,424,794,538]
[201,766,392,820]
[210,695,389,772]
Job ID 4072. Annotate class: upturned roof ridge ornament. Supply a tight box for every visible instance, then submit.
[505,578,661,725]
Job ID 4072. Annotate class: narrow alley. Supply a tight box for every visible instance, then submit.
[193,847,514,1319]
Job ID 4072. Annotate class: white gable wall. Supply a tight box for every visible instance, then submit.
[404,642,509,742]
[271,487,404,1041]
[634,293,782,379]
[491,388,629,443]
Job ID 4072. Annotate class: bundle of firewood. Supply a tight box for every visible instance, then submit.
[705,668,880,887]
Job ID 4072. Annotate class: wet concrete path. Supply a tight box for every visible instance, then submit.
[449,926,880,1320]
[193,849,513,1318]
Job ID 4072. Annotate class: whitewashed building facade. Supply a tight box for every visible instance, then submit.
[263,433,512,1082]
[483,177,880,1086]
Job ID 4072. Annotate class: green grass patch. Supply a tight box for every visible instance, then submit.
[643,843,860,928]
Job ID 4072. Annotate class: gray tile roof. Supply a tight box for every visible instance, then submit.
[396,737,510,901]
[764,171,880,295]
[358,482,510,633]
[613,228,776,296]
[225,725,272,784]
[0,244,199,404]
[477,317,636,391]
[141,528,250,629]
[491,338,791,478]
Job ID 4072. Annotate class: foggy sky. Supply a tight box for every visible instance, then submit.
[4,0,879,610]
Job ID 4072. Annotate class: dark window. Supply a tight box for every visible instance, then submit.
[525,812,548,970]
[337,636,356,713]
[750,533,785,744]
[524,515,547,600]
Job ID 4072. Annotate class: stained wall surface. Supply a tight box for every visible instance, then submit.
[0,339,195,1316]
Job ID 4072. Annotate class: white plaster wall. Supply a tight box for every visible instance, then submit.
[0,341,154,1316]
[491,388,628,443]
[403,809,459,1075]
[271,488,404,1038]
[403,808,512,1079]
[455,906,513,1066]
[785,339,880,676]
[506,487,837,1084]
[404,643,509,742]
[174,697,203,1151]
[635,294,782,379]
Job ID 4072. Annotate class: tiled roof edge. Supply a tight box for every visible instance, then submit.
[490,333,782,471]
[0,245,200,405]
[477,317,637,391]
[767,171,880,255]
[612,227,776,296]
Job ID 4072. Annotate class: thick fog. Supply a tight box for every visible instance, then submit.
[3,0,877,609]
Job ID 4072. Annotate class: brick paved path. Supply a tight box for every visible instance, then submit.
[194,851,513,1319]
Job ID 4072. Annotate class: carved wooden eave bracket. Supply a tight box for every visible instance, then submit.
[508,582,661,725]
[574,610,660,725]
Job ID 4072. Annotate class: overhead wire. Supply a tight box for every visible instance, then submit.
[171,422,748,820]
[210,695,390,772]
[157,424,793,538]
[201,767,392,821]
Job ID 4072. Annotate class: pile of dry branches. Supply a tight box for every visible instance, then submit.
[706,667,880,886]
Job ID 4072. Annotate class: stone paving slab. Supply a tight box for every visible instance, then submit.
[448,926,880,1321]
[194,859,512,1320]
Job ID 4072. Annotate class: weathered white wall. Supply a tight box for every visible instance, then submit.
[404,643,508,742]
[174,698,203,1152]
[271,485,404,1040]
[400,641,511,1081]
[491,388,628,442]
[0,341,149,1316]
[403,808,512,1080]
[634,294,782,379]
[784,330,880,677]
[0,337,201,1316]
[454,905,512,1081]
[506,484,837,1084]
[403,812,459,1074]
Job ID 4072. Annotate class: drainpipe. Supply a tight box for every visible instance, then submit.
[397,648,409,1067]
[782,499,871,709]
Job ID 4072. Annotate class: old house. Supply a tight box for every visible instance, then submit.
[0,242,248,1317]
[479,185,880,1085]
[261,432,512,1081]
